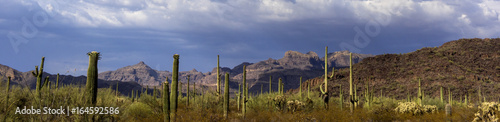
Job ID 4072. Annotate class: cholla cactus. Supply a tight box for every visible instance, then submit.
[394,102,437,115]
[473,102,499,122]
[273,95,287,111]
[287,100,305,113]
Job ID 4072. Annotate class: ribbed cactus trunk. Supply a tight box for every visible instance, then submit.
[339,84,343,110]
[6,76,11,110]
[132,90,135,102]
[418,78,422,105]
[278,78,282,95]
[440,86,444,103]
[308,81,310,98]
[115,83,119,97]
[217,55,220,96]
[187,75,190,107]
[261,84,263,95]
[445,104,452,121]
[171,54,179,122]
[163,81,170,122]
[269,76,272,94]
[32,57,45,98]
[86,51,99,106]
[320,46,328,95]
[242,65,247,116]
[224,73,229,118]
[193,82,196,103]
[448,87,452,105]
[56,73,59,90]
[299,76,302,98]
[349,53,354,112]
[237,84,241,111]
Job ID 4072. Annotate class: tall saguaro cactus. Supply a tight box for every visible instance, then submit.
[278,78,282,94]
[269,76,272,94]
[217,55,221,95]
[31,57,46,97]
[224,73,229,118]
[86,51,100,105]
[242,65,247,116]
[171,54,180,121]
[187,75,190,107]
[6,76,11,109]
[418,78,422,105]
[440,86,444,103]
[56,73,59,90]
[349,53,355,112]
[163,80,170,122]
[339,84,343,110]
[237,84,241,111]
[299,76,302,98]
[320,46,332,95]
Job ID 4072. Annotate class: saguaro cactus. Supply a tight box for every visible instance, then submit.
[242,65,247,116]
[339,84,343,110]
[448,87,452,105]
[86,51,100,105]
[171,54,180,121]
[224,73,229,118]
[440,86,444,103]
[56,73,59,90]
[31,57,46,97]
[217,55,221,95]
[299,76,302,98]
[237,84,241,111]
[418,78,422,105]
[269,76,272,94]
[132,90,135,102]
[349,53,355,112]
[163,80,170,122]
[308,81,311,98]
[320,46,333,96]
[6,76,11,109]
[278,78,282,94]
[187,75,190,107]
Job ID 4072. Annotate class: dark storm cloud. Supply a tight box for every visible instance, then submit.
[1,0,499,76]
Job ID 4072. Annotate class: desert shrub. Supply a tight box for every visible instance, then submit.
[473,102,500,122]
[121,102,153,121]
[394,102,437,115]
[286,100,305,113]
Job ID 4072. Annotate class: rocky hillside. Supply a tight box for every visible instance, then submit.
[97,50,373,93]
[296,38,500,101]
[0,64,143,96]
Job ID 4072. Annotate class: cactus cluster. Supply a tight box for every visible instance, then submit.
[473,102,499,122]
[394,102,437,115]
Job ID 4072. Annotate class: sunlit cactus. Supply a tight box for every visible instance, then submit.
[163,80,170,122]
[269,76,272,94]
[171,54,180,122]
[86,51,100,105]
[224,73,229,118]
[349,53,355,112]
[217,55,221,96]
[187,75,190,107]
[242,65,247,116]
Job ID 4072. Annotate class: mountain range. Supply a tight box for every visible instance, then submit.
[0,50,373,94]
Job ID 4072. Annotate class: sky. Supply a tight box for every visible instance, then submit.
[1,0,500,76]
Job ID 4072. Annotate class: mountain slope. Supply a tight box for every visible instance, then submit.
[97,50,373,93]
[296,38,500,101]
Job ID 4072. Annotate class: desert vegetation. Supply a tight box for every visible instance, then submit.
[0,38,499,121]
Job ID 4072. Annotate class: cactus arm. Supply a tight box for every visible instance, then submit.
[329,67,335,79]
